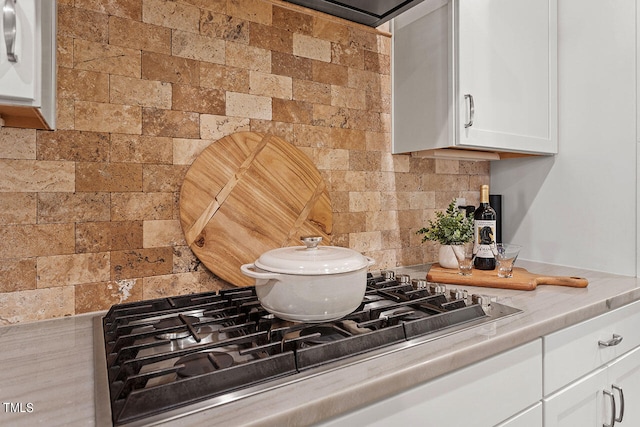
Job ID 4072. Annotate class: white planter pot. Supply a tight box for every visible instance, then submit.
[439,245,459,269]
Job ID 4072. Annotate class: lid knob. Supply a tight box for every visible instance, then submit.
[300,236,322,250]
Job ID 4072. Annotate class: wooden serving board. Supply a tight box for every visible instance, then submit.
[427,264,588,291]
[179,132,332,287]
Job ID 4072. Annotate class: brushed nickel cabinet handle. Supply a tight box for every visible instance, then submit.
[464,94,474,128]
[603,389,616,427]
[612,385,624,422]
[3,0,17,62]
[599,334,623,347]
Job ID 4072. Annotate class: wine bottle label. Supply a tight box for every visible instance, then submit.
[474,220,496,258]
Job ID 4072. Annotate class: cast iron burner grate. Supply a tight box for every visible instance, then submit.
[95,271,522,426]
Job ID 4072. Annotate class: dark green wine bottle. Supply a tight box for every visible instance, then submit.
[473,185,496,270]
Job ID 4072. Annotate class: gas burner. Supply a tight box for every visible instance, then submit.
[175,351,235,377]
[154,314,199,340]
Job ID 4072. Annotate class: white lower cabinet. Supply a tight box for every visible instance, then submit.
[543,299,640,427]
[317,339,542,427]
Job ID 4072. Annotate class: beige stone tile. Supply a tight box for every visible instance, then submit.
[73,39,142,78]
[349,150,381,171]
[142,270,233,299]
[142,108,200,138]
[0,224,75,258]
[172,245,202,273]
[314,147,349,171]
[293,79,331,104]
[251,120,295,140]
[143,0,200,32]
[58,5,109,43]
[56,98,75,131]
[74,0,142,20]
[57,68,109,103]
[367,248,397,270]
[330,170,365,192]
[172,30,225,63]
[349,230,382,253]
[0,128,36,159]
[200,62,250,92]
[57,35,74,69]
[110,75,172,109]
[332,42,364,69]
[0,258,36,292]
[75,278,144,313]
[249,22,293,54]
[0,287,75,324]
[38,192,110,223]
[76,162,143,192]
[201,11,249,43]
[37,252,110,288]
[226,92,272,120]
[409,191,435,210]
[366,131,390,152]
[143,164,187,192]
[143,219,186,248]
[111,192,174,221]
[109,16,171,54]
[75,101,142,134]
[250,71,292,99]
[199,115,250,142]
[142,52,200,85]
[172,84,225,114]
[37,130,110,162]
[435,159,460,174]
[110,134,173,164]
[227,0,272,25]
[272,99,312,124]
[187,0,226,11]
[173,138,213,166]
[0,160,74,192]
[292,123,331,148]
[366,210,398,232]
[332,211,366,234]
[312,60,348,87]
[272,4,313,34]
[349,191,381,212]
[0,193,36,224]
[76,221,143,253]
[226,41,271,73]
[111,247,173,280]
[312,16,350,44]
[272,51,312,80]
[331,85,366,110]
[398,209,423,229]
[293,34,331,62]
[349,26,378,52]
[393,172,421,192]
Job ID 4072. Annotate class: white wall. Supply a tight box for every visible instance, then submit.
[490,0,637,276]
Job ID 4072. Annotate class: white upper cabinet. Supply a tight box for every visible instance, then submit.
[0,0,56,130]
[392,0,557,157]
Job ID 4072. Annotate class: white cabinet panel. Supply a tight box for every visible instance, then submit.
[318,340,542,427]
[607,346,640,426]
[392,0,557,156]
[496,403,542,427]
[544,299,640,395]
[0,0,37,102]
[0,0,56,129]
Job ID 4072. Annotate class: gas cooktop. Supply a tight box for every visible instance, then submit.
[94,270,521,426]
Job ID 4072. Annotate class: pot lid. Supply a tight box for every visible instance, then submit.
[254,236,370,275]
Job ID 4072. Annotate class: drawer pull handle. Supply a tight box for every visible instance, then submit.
[3,0,17,62]
[464,94,474,128]
[612,385,624,422]
[598,334,623,347]
[603,389,616,427]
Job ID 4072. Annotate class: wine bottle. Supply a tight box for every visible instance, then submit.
[474,185,497,270]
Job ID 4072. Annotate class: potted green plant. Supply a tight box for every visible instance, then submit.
[417,199,474,269]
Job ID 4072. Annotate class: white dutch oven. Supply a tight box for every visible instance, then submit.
[240,236,375,322]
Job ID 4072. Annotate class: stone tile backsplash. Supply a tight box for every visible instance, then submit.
[0,0,489,324]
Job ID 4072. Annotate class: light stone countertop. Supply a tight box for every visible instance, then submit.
[1,261,639,427]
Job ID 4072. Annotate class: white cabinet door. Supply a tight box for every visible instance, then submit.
[0,0,38,103]
[496,403,542,427]
[607,346,640,426]
[318,340,542,427]
[543,367,609,427]
[457,0,557,154]
[392,0,557,156]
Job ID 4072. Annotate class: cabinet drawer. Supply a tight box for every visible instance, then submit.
[543,299,640,395]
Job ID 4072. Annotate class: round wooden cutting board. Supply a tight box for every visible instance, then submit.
[179,132,333,287]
